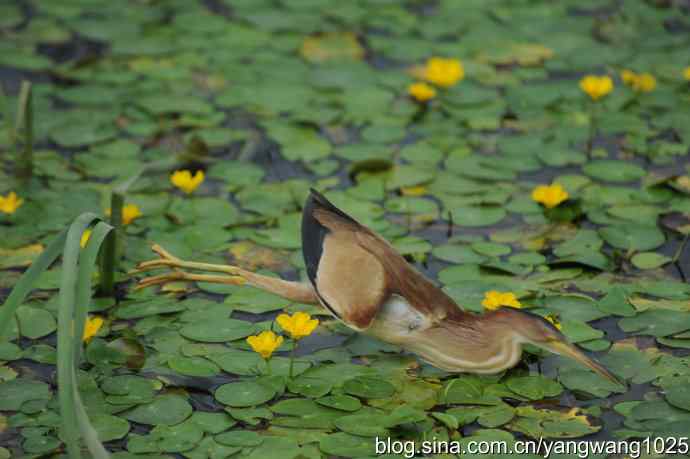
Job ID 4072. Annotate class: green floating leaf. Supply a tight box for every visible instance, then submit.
[583,160,646,183]
[180,318,256,343]
[215,380,276,407]
[215,430,263,447]
[342,376,396,399]
[316,395,362,412]
[631,252,671,270]
[599,225,665,251]
[0,378,51,411]
[124,395,193,426]
[90,414,131,442]
[319,432,375,458]
[16,305,56,339]
[505,375,563,401]
[451,206,507,227]
[168,356,220,377]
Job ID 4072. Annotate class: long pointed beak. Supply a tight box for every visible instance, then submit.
[543,340,625,388]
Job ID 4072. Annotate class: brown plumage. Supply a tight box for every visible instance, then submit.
[132,189,622,385]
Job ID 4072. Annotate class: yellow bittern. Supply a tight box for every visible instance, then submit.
[133,189,620,384]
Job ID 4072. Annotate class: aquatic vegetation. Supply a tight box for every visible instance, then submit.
[0,191,23,214]
[246,330,283,360]
[1,0,690,457]
[579,75,614,101]
[106,203,142,225]
[408,82,436,102]
[170,169,205,194]
[482,291,523,310]
[82,316,104,342]
[531,183,569,209]
[276,312,319,341]
[621,70,657,92]
[422,57,464,88]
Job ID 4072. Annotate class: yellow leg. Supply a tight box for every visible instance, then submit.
[131,244,320,304]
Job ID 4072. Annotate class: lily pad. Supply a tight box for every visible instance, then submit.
[215,380,276,407]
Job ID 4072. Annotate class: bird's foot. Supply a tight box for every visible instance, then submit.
[130,244,247,290]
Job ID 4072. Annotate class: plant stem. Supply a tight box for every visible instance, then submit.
[266,358,272,375]
[587,101,596,157]
[16,81,33,182]
[100,192,123,296]
[289,340,297,379]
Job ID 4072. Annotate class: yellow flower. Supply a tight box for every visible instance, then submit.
[171,170,205,194]
[621,70,656,92]
[276,311,319,340]
[408,82,436,102]
[683,66,690,81]
[0,191,24,215]
[620,69,636,85]
[531,183,569,209]
[80,230,92,249]
[423,57,464,88]
[634,73,656,92]
[401,185,427,196]
[107,204,143,225]
[83,316,104,342]
[246,331,283,359]
[482,291,522,311]
[544,314,562,331]
[579,75,614,101]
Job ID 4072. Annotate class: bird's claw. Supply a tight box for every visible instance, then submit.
[130,244,247,291]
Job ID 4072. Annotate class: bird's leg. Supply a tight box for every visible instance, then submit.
[130,244,320,304]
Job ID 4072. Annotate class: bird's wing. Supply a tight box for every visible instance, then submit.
[302,189,462,331]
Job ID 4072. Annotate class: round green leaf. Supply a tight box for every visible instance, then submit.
[124,395,192,426]
[316,395,362,412]
[599,225,665,251]
[583,160,646,183]
[343,376,395,399]
[215,381,276,407]
[180,318,256,343]
[168,356,220,377]
[631,252,671,270]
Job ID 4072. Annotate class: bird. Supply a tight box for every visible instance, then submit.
[132,188,621,384]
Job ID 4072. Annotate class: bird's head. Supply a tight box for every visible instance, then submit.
[492,308,623,387]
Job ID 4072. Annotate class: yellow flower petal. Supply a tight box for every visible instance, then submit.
[83,316,104,342]
[481,291,522,311]
[80,229,92,249]
[684,66,690,81]
[276,311,319,340]
[171,169,205,194]
[407,82,436,102]
[633,73,656,92]
[246,330,283,359]
[622,70,656,92]
[531,183,569,209]
[579,75,614,101]
[106,203,143,225]
[423,57,464,88]
[0,191,24,215]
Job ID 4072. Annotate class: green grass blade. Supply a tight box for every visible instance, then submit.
[73,221,113,459]
[73,221,112,362]
[16,81,33,181]
[72,366,110,459]
[0,229,67,340]
[58,213,100,459]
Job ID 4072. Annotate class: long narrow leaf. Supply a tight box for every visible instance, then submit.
[0,229,67,339]
[58,213,100,459]
[73,221,112,459]
[73,222,112,362]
